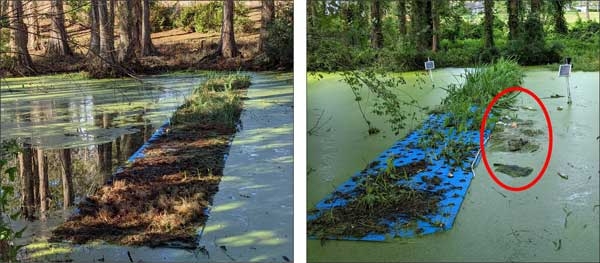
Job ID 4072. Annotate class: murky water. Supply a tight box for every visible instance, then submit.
[307,68,599,262]
[1,71,292,262]
[1,72,207,245]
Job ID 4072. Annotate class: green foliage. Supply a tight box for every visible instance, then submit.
[441,58,523,129]
[150,4,176,32]
[173,2,252,33]
[0,140,25,262]
[263,4,293,69]
[307,0,596,72]
[172,72,250,129]
[65,0,90,25]
[340,69,427,135]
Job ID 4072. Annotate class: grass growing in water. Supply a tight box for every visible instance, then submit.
[308,60,524,241]
[307,160,442,239]
[420,59,524,164]
[172,73,249,129]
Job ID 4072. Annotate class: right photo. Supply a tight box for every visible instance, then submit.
[306,0,599,262]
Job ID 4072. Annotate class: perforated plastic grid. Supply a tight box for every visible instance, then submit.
[308,113,492,241]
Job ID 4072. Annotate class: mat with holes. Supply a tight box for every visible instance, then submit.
[307,113,492,241]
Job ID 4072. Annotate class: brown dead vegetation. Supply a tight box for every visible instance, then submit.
[51,79,249,248]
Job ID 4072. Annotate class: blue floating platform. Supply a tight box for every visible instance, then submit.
[308,113,492,241]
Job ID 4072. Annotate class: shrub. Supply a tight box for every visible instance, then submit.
[264,16,293,68]
[174,2,253,33]
[150,4,175,32]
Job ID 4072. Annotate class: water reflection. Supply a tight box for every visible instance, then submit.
[1,73,204,222]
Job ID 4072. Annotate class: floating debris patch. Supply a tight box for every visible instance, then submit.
[493,163,534,177]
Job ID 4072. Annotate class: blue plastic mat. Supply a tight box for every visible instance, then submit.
[308,113,492,241]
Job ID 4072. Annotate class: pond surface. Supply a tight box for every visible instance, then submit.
[307,68,599,262]
[0,72,290,253]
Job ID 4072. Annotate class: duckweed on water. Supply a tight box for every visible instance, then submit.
[308,160,443,239]
[51,73,250,248]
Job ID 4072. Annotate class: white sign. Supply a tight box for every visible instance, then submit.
[425,60,435,70]
[558,64,571,77]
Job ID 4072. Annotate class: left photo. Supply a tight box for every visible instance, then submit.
[0,0,293,262]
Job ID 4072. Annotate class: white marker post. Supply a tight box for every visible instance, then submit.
[558,62,572,105]
[424,58,435,83]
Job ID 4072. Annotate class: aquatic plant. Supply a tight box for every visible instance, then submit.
[173,72,249,129]
[340,68,428,135]
[307,160,441,239]
[0,140,26,262]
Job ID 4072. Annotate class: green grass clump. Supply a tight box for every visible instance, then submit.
[201,72,251,92]
[441,58,523,131]
[172,72,250,129]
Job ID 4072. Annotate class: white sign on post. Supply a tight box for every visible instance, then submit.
[424,60,435,70]
[558,64,571,77]
[558,64,573,104]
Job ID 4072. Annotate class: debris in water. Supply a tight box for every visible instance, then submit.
[521,129,544,137]
[520,106,537,111]
[283,256,291,262]
[557,172,568,180]
[493,163,533,177]
[557,106,563,111]
[550,94,564,98]
[127,251,133,263]
[553,239,562,251]
[199,246,210,258]
[508,138,528,151]
[492,187,507,198]
[562,206,572,229]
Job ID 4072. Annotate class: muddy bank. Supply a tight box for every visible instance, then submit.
[50,76,249,248]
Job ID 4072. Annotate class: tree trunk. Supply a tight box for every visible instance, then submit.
[9,0,35,74]
[397,0,407,36]
[32,152,39,211]
[528,0,544,42]
[483,0,495,49]
[47,0,73,57]
[60,148,74,208]
[117,0,135,62]
[552,0,568,34]
[0,0,7,18]
[115,136,121,161]
[585,1,590,20]
[37,148,48,220]
[308,0,316,28]
[218,0,239,58]
[370,0,383,49]
[141,0,157,56]
[431,0,440,52]
[507,0,520,40]
[131,0,142,56]
[18,144,35,220]
[26,1,42,51]
[411,0,432,51]
[97,0,116,70]
[530,0,541,16]
[258,0,275,53]
[89,0,100,56]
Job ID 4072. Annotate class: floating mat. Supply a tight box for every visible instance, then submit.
[307,113,492,241]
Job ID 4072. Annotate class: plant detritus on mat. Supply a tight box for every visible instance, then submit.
[308,160,443,240]
[51,74,250,248]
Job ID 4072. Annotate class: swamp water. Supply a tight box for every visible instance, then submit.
[1,72,205,240]
[307,68,599,262]
[0,71,291,262]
